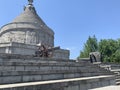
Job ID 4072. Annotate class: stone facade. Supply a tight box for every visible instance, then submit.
[0,22,54,47]
[0,53,114,84]
[0,42,69,59]
[0,75,115,90]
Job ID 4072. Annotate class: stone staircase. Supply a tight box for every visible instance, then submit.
[109,64,120,85]
[111,69,120,85]
[92,62,120,85]
[0,54,113,84]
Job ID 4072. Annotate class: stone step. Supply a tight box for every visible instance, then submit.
[0,54,114,85]
[0,55,74,62]
[116,81,120,85]
[0,55,113,85]
[115,75,120,85]
[0,61,112,80]
[0,75,115,90]
[111,69,120,72]
[0,70,111,77]
[0,59,110,72]
[0,64,112,75]
[0,58,112,66]
[93,62,102,65]
[0,60,94,68]
[109,69,120,84]
[0,70,114,84]
[0,57,94,66]
[115,74,120,78]
[0,70,80,76]
[116,78,120,82]
[0,61,84,67]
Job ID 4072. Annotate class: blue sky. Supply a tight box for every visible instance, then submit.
[0,0,120,59]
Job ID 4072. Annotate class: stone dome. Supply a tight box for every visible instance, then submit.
[12,5,45,25]
[0,1,54,47]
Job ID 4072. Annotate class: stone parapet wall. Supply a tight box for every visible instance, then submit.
[0,53,114,84]
[0,75,115,90]
[101,63,120,70]
[0,42,36,55]
[0,42,69,59]
[53,49,70,59]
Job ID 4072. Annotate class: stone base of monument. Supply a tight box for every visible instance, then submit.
[0,42,69,59]
[0,75,115,90]
[0,53,116,90]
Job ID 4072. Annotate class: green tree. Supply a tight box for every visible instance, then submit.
[112,49,120,63]
[78,36,120,63]
[99,39,119,62]
[110,39,120,62]
[78,35,98,59]
[78,35,120,63]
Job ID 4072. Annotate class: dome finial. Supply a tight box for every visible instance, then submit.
[28,0,33,5]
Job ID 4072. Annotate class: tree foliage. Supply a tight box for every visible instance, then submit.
[99,39,119,62]
[78,36,120,63]
[78,35,98,58]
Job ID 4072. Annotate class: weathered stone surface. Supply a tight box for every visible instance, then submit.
[42,74,63,80]
[0,2,69,58]
[22,75,42,82]
[64,85,79,90]
[0,53,114,84]
[0,75,116,90]
[0,0,70,59]
[0,42,70,59]
[64,74,75,78]
[0,76,22,84]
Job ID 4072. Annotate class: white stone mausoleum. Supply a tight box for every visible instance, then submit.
[0,0,69,59]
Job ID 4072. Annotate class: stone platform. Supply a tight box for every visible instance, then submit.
[0,53,116,90]
[0,75,115,90]
[0,42,70,59]
[90,85,120,90]
[0,53,114,84]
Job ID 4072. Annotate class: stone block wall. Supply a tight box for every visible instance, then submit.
[0,42,70,59]
[0,75,115,90]
[0,22,54,47]
[0,53,114,84]
[53,49,70,59]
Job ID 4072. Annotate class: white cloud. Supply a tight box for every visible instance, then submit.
[66,47,77,50]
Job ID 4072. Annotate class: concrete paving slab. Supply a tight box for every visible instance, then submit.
[90,85,120,90]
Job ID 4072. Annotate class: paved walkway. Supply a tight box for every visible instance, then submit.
[90,85,120,90]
